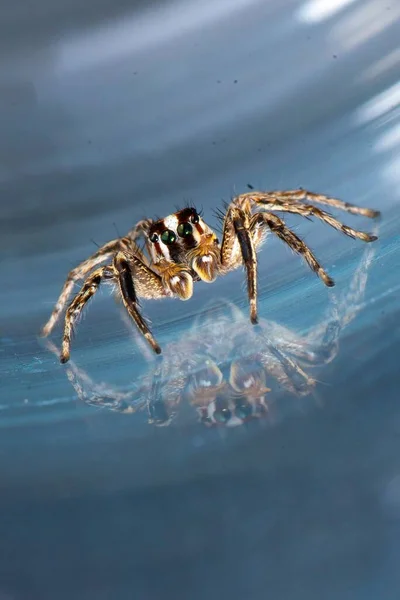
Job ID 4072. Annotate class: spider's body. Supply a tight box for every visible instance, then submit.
[41,189,379,363]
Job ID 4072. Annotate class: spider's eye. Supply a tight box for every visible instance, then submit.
[234,398,253,419]
[160,229,176,245]
[149,233,159,243]
[177,222,193,237]
[191,212,200,224]
[213,407,232,424]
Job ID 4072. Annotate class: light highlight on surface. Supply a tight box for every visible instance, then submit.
[331,0,400,52]
[359,48,400,82]
[354,82,400,125]
[296,0,358,23]
[56,0,261,72]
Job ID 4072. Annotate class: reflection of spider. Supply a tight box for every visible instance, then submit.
[41,189,379,363]
[47,232,377,428]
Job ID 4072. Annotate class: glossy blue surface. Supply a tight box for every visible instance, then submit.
[1,0,400,598]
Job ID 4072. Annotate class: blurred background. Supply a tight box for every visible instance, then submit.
[1,0,400,598]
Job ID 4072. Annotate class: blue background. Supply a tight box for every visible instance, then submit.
[1,0,400,598]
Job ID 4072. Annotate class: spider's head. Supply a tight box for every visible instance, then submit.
[147,217,182,264]
[190,357,270,427]
[200,390,267,427]
[173,207,220,282]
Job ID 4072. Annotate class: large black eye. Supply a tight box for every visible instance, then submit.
[177,222,193,238]
[191,212,199,224]
[160,229,176,245]
[213,407,232,424]
[149,232,159,243]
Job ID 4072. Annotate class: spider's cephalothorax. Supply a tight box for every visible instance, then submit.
[147,207,221,283]
[41,189,380,363]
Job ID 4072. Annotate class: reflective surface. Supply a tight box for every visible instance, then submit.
[1,0,400,598]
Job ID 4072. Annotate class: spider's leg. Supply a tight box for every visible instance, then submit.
[114,252,162,355]
[41,236,136,337]
[250,212,335,287]
[256,320,321,365]
[235,190,379,218]
[127,219,153,240]
[251,202,377,242]
[220,203,259,324]
[261,344,317,395]
[60,265,113,363]
[146,360,174,425]
[304,223,378,365]
[126,219,155,258]
[46,339,138,411]
[265,189,380,218]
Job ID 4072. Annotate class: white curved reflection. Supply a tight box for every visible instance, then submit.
[354,82,400,125]
[296,0,358,24]
[359,48,400,83]
[330,0,400,52]
[57,0,262,73]
[375,123,400,152]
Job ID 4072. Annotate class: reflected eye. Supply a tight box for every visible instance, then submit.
[234,398,253,419]
[213,407,232,424]
[177,222,193,237]
[160,229,176,245]
[191,212,199,224]
[149,233,159,243]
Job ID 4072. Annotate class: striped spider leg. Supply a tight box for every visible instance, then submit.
[41,216,194,363]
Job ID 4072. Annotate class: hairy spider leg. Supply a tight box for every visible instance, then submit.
[41,220,151,338]
[245,197,377,242]
[250,212,334,286]
[114,253,162,355]
[237,189,380,218]
[219,202,334,327]
[60,266,113,363]
[218,189,379,326]
[231,206,258,324]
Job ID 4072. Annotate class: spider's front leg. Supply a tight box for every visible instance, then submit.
[220,202,259,324]
[113,252,164,355]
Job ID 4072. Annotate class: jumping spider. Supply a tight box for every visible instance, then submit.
[41,189,379,362]
[46,224,378,428]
